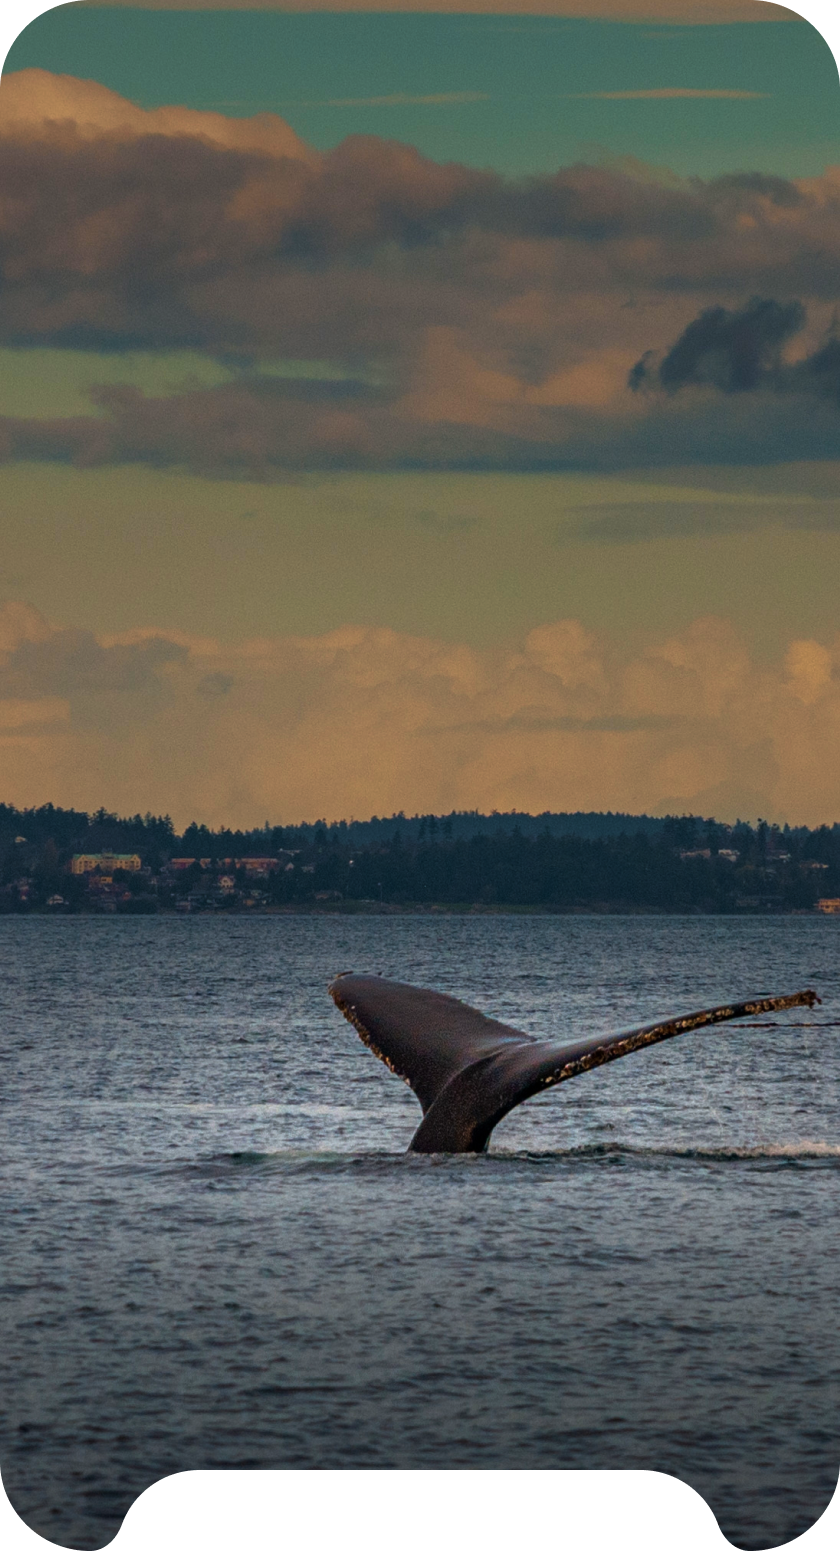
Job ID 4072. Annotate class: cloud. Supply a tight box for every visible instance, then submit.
[0,68,315,161]
[630,296,807,391]
[0,602,187,699]
[73,0,804,21]
[1,71,840,473]
[197,672,234,697]
[2,600,840,828]
[0,697,68,730]
[569,89,770,99]
[0,599,52,651]
[4,345,840,477]
[630,295,840,402]
[561,493,840,540]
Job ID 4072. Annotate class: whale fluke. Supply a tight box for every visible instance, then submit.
[328,973,820,1153]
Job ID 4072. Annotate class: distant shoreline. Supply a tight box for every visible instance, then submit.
[2,902,831,919]
[5,805,839,915]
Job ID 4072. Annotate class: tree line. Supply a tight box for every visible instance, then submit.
[2,801,840,912]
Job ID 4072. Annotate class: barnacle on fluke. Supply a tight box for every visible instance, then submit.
[329,974,820,1154]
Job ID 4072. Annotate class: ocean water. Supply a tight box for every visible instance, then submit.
[0,914,838,1551]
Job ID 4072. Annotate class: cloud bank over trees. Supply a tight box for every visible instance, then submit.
[2,600,840,829]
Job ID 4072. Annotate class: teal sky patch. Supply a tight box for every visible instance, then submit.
[5,7,839,177]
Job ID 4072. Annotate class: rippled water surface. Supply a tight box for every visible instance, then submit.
[1,915,838,1549]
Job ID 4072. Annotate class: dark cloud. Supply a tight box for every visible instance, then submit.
[197,672,234,696]
[630,297,805,393]
[3,367,840,478]
[562,496,840,543]
[0,627,186,698]
[630,297,840,405]
[1,72,840,475]
[435,711,679,733]
[793,332,840,400]
[706,173,806,208]
[619,296,840,489]
[1,105,840,362]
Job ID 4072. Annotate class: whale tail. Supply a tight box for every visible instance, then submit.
[328,973,820,1154]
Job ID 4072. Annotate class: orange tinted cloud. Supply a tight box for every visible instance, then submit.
[2,70,839,472]
[75,0,803,20]
[571,88,770,97]
[0,67,315,161]
[4,348,840,474]
[2,601,839,828]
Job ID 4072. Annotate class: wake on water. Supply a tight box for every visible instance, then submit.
[184,1140,840,1178]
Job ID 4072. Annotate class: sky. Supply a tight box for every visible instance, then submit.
[0,0,839,828]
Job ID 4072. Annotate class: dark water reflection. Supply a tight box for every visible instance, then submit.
[1,916,838,1548]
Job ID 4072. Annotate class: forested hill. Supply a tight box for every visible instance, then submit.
[302,809,670,846]
[0,802,669,856]
[3,799,840,914]
[0,799,837,870]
